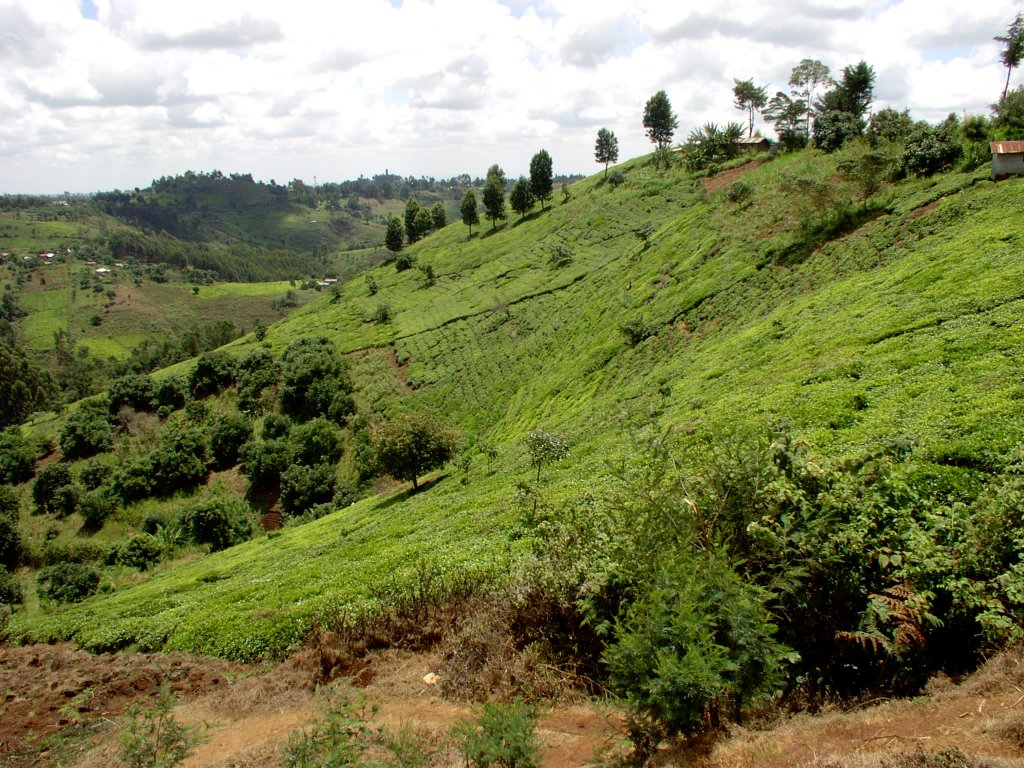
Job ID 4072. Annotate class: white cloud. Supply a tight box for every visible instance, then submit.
[0,0,1020,192]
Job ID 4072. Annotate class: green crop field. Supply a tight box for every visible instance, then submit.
[10,146,1024,666]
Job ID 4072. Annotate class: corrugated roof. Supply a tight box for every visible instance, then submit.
[990,141,1024,154]
[736,136,770,144]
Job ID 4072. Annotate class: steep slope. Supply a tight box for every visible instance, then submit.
[11,150,1024,659]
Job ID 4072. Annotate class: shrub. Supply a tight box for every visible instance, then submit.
[725,180,754,204]
[119,684,203,768]
[36,562,101,603]
[371,302,393,324]
[290,417,343,466]
[239,438,291,490]
[208,412,252,470]
[328,391,357,426]
[78,459,114,491]
[603,554,786,748]
[812,110,865,152]
[111,455,155,504]
[59,400,114,460]
[524,430,569,482]
[279,686,374,768]
[178,495,254,552]
[371,413,461,491]
[0,567,22,605]
[451,700,540,768]
[79,487,119,530]
[32,463,73,515]
[262,412,292,440]
[236,348,280,415]
[901,117,964,177]
[51,483,81,519]
[151,425,209,494]
[0,485,21,569]
[280,463,337,518]
[107,374,155,414]
[279,336,352,422]
[109,534,163,571]
[607,170,625,188]
[151,376,187,412]
[190,351,237,398]
[395,253,415,272]
[0,427,35,484]
[619,319,655,347]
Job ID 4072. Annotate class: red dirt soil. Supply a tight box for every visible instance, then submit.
[5,642,1024,768]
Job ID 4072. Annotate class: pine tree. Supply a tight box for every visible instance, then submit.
[595,127,619,177]
[510,177,535,220]
[460,190,480,236]
[529,149,553,209]
[482,165,507,229]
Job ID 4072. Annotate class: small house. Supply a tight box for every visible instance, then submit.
[736,136,771,153]
[95,267,111,275]
[991,141,1024,179]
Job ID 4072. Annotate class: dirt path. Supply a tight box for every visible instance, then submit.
[702,158,767,193]
[5,642,1024,768]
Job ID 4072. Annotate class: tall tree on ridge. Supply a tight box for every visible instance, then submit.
[594,127,619,177]
[733,79,768,137]
[996,13,1024,101]
[482,165,507,229]
[529,149,553,209]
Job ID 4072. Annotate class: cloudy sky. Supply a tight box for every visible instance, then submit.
[1,0,1020,194]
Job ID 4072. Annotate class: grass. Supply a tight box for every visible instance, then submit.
[11,148,1024,660]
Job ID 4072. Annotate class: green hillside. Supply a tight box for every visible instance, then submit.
[11,145,1023,668]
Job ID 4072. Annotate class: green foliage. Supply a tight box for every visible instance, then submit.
[764,91,808,150]
[682,122,744,171]
[814,110,866,152]
[33,463,73,515]
[509,177,535,220]
[431,202,447,230]
[460,190,480,236]
[118,684,203,768]
[208,411,252,470]
[36,562,100,603]
[152,377,187,412]
[108,374,156,414]
[0,485,22,570]
[619,319,655,347]
[0,427,36,484]
[643,90,678,150]
[79,459,114,490]
[733,78,768,137]
[901,117,964,177]
[179,495,253,552]
[867,108,916,146]
[603,553,786,745]
[395,253,415,272]
[372,412,461,491]
[996,13,1024,101]
[404,197,423,243]
[0,567,23,605]
[59,399,114,460]
[190,351,237,399]
[280,463,337,518]
[529,149,553,208]
[79,487,119,530]
[236,347,280,415]
[52,482,81,518]
[262,412,292,440]
[111,455,156,504]
[607,169,625,188]
[371,301,393,324]
[151,424,209,495]
[279,685,375,768]
[239,437,291,491]
[524,430,569,482]
[290,417,343,466]
[451,700,540,768]
[110,534,164,571]
[725,180,754,204]
[279,336,352,422]
[993,87,1024,139]
[385,215,404,256]
[482,165,508,229]
[595,127,619,176]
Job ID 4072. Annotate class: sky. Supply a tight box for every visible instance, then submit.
[0,0,1020,194]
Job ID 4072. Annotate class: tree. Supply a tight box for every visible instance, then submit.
[431,202,447,229]
[371,412,460,491]
[404,197,422,242]
[763,91,808,150]
[643,90,678,150]
[460,190,480,236]
[813,61,875,151]
[732,79,768,137]
[529,149,553,209]
[788,58,833,138]
[524,429,569,482]
[509,176,535,220]
[994,87,1024,139]
[482,165,507,229]
[385,215,404,258]
[59,399,114,460]
[413,207,434,241]
[594,127,619,177]
[996,13,1024,101]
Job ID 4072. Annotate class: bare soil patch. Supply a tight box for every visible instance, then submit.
[703,158,767,194]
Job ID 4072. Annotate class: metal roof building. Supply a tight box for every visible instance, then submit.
[991,141,1024,179]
